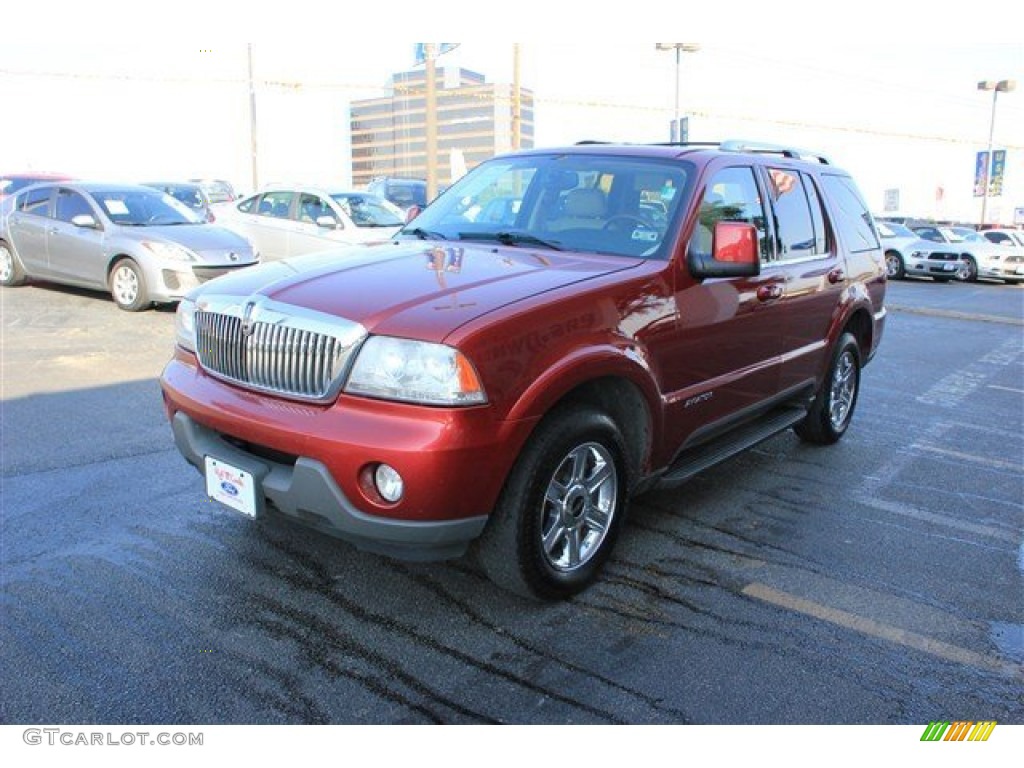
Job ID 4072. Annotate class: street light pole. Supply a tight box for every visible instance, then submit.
[656,43,700,142]
[977,79,1016,228]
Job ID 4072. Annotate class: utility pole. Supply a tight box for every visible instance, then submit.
[247,44,259,193]
[977,79,1015,228]
[424,44,438,202]
[656,43,700,142]
[512,44,522,150]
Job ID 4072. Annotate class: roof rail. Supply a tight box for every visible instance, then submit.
[719,140,831,165]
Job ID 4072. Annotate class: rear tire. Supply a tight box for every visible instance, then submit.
[474,405,629,600]
[794,332,861,445]
[0,241,26,286]
[109,258,150,312]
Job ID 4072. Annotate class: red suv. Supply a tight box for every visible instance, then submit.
[161,141,886,599]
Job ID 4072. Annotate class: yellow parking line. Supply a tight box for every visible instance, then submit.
[742,583,1022,678]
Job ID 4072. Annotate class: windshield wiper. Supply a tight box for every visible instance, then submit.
[461,231,563,251]
[403,227,449,241]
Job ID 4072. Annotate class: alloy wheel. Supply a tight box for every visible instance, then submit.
[539,442,618,572]
[829,350,857,430]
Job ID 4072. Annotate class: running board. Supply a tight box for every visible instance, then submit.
[657,406,807,489]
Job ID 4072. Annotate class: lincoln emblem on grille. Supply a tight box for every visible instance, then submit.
[241,300,257,336]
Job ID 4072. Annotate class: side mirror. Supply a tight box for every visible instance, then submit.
[688,221,760,279]
[71,214,99,229]
[315,215,338,229]
[404,205,422,224]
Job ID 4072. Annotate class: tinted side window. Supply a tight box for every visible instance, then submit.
[237,196,256,213]
[688,166,770,262]
[298,193,337,225]
[19,186,52,216]
[55,189,94,223]
[767,168,827,260]
[820,174,879,253]
[256,191,295,219]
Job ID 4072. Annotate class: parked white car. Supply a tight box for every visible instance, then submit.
[912,225,1021,283]
[216,186,404,261]
[877,221,962,281]
[981,228,1024,250]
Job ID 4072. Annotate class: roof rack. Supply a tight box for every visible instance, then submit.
[719,140,831,165]
[572,139,831,164]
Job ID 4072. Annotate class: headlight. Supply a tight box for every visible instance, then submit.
[344,337,486,406]
[175,298,197,352]
[142,240,197,262]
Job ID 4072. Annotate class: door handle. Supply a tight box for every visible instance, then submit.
[48,228,60,235]
[756,283,783,302]
[827,267,845,284]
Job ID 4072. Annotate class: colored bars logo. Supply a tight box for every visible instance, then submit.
[921,721,997,742]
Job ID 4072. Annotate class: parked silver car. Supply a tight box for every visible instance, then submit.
[877,221,962,281]
[0,182,259,310]
[912,224,1017,283]
[215,186,404,261]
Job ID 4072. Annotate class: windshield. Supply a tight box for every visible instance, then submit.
[331,193,404,227]
[878,222,915,238]
[398,153,694,259]
[94,187,204,226]
[950,227,984,243]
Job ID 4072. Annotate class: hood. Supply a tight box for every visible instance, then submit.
[189,240,641,342]
[121,223,253,253]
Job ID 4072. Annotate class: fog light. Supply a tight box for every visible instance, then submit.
[374,464,404,503]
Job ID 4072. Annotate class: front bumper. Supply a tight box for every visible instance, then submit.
[171,411,488,560]
[161,352,537,559]
[980,256,1024,281]
[149,262,259,302]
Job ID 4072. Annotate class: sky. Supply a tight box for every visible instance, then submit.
[2,7,1022,225]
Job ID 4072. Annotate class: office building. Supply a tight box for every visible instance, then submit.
[350,67,534,188]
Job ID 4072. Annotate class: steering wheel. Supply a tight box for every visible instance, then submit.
[603,214,653,231]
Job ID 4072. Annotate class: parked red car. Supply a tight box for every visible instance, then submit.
[161,140,886,599]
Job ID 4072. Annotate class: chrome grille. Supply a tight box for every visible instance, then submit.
[194,301,363,402]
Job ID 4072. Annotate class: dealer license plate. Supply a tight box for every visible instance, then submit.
[205,456,258,518]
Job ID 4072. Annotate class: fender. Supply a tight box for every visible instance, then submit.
[503,341,665,443]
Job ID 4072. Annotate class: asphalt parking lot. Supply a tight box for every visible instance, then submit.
[1,276,1022,724]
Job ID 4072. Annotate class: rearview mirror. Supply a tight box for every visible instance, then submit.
[71,214,99,229]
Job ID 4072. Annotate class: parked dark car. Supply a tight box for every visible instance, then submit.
[366,177,430,213]
[143,181,216,222]
[162,140,885,599]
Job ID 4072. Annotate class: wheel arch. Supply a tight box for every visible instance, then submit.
[504,350,660,483]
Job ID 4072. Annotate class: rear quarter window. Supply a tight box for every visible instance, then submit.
[820,174,879,253]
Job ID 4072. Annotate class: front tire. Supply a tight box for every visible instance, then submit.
[884,250,905,280]
[0,241,26,286]
[474,405,629,600]
[957,255,978,283]
[794,332,861,445]
[109,258,150,311]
